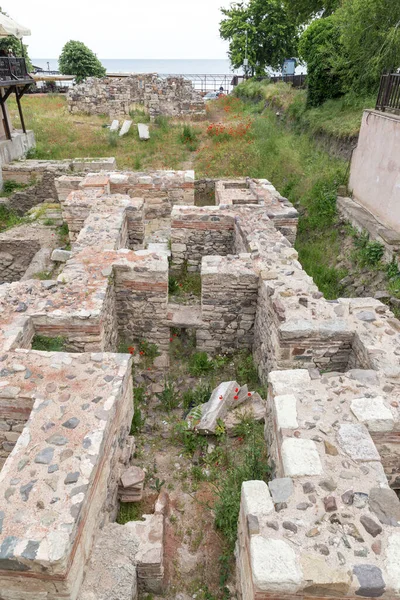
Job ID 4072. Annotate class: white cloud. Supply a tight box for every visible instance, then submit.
[8,0,230,59]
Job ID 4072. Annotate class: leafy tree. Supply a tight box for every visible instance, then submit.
[220,0,299,76]
[299,16,343,106]
[334,0,400,94]
[0,7,32,71]
[59,40,106,83]
[283,0,340,24]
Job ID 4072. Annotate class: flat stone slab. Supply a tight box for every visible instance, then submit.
[195,381,239,435]
[110,120,119,133]
[138,123,150,140]
[119,120,133,137]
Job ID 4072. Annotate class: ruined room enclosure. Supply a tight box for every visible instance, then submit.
[0,167,399,600]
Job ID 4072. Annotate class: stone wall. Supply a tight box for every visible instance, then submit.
[108,170,195,220]
[0,240,40,282]
[2,158,117,214]
[67,74,206,119]
[171,206,235,272]
[194,178,216,206]
[114,251,169,352]
[198,255,258,353]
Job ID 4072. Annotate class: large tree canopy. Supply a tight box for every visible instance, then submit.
[59,40,106,83]
[334,0,400,93]
[220,0,299,76]
[283,0,340,24]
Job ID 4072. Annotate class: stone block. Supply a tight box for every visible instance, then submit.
[110,120,119,133]
[274,394,298,430]
[51,248,72,263]
[250,536,302,594]
[337,423,381,462]
[196,381,239,435]
[119,120,133,137]
[268,477,293,503]
[241,481,274,519]
[268,369,311,395]
[281,438,323,477]
[350,396,394,432]
[138,123,150,140]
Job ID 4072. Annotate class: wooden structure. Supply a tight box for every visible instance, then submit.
[0,57,33,139]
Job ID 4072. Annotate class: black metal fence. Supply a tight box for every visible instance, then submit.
[268,73,307,88]
[0,57,30,82]
[231,73,307,89]
[376,72,400,112]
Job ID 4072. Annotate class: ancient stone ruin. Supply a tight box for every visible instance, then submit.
[67,74,206,119]
[0,164,399,599]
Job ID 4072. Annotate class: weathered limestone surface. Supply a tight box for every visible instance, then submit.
[67,75,206,119]
[237,368,400,600]
[0,351,134,598]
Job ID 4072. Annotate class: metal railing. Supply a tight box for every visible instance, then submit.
[0,57,30,83]
[376,72,400,112]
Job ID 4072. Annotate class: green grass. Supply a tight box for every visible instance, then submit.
[234,80,375,141]
[31,335,67,352]
[0,205,25,232]
[0,180,29,197]
[195,97,349,299]
[8,95,195,171]
[117,501,146,525]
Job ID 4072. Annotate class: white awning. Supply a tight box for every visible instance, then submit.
[0,14,31,39]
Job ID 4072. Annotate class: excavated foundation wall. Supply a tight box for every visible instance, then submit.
[0,240,40,282]
[0,169,399,600]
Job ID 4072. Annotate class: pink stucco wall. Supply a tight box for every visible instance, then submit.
[349,110,400,232]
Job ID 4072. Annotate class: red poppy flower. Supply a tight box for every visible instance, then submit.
[128,346,135,354]
[248,392,252,397]
[234,395,238,400]
[235,388,239,393]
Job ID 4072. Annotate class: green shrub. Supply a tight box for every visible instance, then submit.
[299,16,343,107]
[182,382,212,410]
[108,131,119,147]
[138,339,160,364]
[3,180,27,195]
[213,425,270,548]
[156,378,180,411]
[173,419,207,456]
[363,241,385,266]
[352,230,385,266]
[155,115,169,130]
[179,124,199,151]
[130,387,146,434]
[168,275,180,295]
[188,352,215,377]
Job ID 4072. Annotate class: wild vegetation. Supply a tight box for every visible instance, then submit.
[221,0,400,108]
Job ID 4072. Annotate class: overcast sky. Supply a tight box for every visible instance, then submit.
[8,0,231,59]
